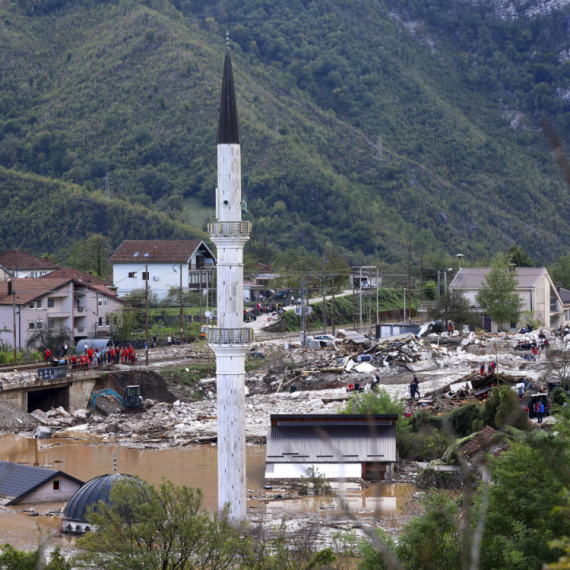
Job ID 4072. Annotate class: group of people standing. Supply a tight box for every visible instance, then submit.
[43,343,138,370]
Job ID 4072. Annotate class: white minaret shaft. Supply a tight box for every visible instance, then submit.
[208,39,252,523]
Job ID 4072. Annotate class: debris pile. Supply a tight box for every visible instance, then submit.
[30,407,90,428]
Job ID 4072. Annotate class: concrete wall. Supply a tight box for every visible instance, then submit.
[113,262,185,299]
[265,463,362,479]
[69,378,97,411]
[18,476,81,504]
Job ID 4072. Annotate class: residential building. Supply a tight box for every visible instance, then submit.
[449,267,565,332]
[0,250,61,279]
[0,460,83,506]
[244,262,278,302]
[109,240,216,299]
[265,414,398,480]
[0,277,122,349]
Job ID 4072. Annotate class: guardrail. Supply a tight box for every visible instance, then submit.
[207,327,254,345]
[208,221,251,239]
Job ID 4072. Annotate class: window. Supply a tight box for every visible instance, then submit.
[28,302,35,309]
[128,272,136,278]
[40,271,47,276]
[98,298,108,307]
[98,317,105,327]
[144,253,150,257]
[47,298,55,308]
[133,252,139,257]
[28,322,35,330]
[53,480,60,491]
[48,319,55,329]
[36,299,42,309]
[36,320,43,330]
[142,272,149,280]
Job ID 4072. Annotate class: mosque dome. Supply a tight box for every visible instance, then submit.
[62,473,138,534]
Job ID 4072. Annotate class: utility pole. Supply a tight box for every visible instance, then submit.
[420,252,424,306]
[408,248,412,323]
[437,270,441,310]
[376,266,379,326]
[9,280,16,364]
[179,263,183,347]
[145,264,149,366]
[359,266,363,332]
[322,255,326,334]
[331,268,336,336]
[404,288,407,323]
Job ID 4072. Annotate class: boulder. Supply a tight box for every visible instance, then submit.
[143,399,155,409]
[105,422,120,433]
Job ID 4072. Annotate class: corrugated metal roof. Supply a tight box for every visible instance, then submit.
[0,460,83,505]
[450,267,546,290]
[266,425,396,463]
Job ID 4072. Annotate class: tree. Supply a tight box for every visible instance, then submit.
[550,255,570,289]
[476,255,523,329]
[0,544,71,570]
[75,478,242,570]
[27,325,71,353]
[107,306,140,341]
[507,245,535,268]
[439,289,478,327]
[480,432,570,570]
[65,233,113,279]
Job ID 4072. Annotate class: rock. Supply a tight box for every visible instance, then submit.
[28,511,39,517]
[73,409,90,420]
[31,409,48,419]
[105,423,120,433]
[290,391,301,399]
[143,399,155,409]
[57,406,70,417]
[406,361,439,373]
[173,400,181,407]
[308,399,324,410]
[461,338,470,347]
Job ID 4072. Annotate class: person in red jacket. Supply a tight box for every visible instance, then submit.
[71,354,78,369]
[44,348,51,365]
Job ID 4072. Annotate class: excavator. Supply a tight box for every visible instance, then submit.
[90,385,146,414]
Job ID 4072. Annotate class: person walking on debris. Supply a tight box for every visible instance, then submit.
[447,322,453,335]
[480,362,485,376]
[537,400,545,423]
[409,375,420,400]
[371,374,380,391]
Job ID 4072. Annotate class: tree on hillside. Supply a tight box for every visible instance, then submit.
[507,245,535,268]
[476,255,523,330]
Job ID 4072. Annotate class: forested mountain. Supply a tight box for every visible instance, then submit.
[1,0,570,265]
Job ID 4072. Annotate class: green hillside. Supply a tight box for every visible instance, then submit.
[0,167,207,253]
[1,0,570,264]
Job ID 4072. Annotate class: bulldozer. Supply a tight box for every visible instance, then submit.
[90,385,146,414]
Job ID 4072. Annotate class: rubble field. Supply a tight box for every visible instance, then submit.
[34,326,560,448]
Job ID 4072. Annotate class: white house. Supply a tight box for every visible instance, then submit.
[0,460,83,506]
[0,276,123,348]
[110,240,216,299]
[449,267,566,332]
[0,250,61,279]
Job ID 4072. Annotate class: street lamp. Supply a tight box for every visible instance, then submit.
[456,254,464,270]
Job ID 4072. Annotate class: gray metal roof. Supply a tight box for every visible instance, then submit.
[266,425,396,463]
[342,330,369,344]
[558,288,570,304]
[450,267,547,290]
[0,460,83,505]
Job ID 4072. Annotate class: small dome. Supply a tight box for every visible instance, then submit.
[63,473,138,525]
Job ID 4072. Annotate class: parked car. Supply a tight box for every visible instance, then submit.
[269,291,289,301]
[309,334,337,342]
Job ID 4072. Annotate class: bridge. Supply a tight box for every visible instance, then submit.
[0,367,107,413]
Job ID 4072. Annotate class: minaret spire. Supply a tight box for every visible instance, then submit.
[208,36,253,524]
[217,33,240,145]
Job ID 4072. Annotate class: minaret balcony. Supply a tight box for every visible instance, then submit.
[208,221,251,239]
[207,327,254,345]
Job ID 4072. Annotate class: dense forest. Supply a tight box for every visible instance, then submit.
[1,0,570,265]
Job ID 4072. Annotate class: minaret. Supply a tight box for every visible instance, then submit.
[208,33,252,522]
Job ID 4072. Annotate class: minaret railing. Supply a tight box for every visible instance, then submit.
[208,221,251,239]
[207,327,254,345]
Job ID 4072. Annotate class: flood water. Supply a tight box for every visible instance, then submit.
[0,433,415,551]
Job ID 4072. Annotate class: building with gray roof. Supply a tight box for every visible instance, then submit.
[265,414,398,480]
[0,460,83,506]
[449,267,567,332]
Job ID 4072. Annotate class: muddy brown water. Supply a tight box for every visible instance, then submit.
[0,433,415,551]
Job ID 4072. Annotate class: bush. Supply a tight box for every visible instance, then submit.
[448,402,482,437]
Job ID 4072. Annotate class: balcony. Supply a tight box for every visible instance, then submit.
[47,311,70,318]
[207,328,254,345]
[208,221,251,239]
[74,327,87,336]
